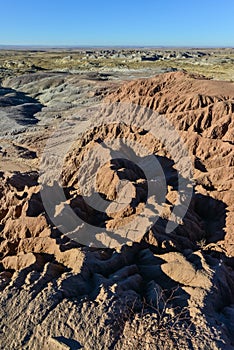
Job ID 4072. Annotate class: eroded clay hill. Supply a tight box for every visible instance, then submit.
[0,71,234,349]
[106,71,234,256]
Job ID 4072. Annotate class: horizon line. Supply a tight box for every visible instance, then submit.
[0,44,234,50]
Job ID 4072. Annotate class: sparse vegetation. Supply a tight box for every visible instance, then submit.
[0,48,234,81]
[196,238,207,249]
[116,287,195,350]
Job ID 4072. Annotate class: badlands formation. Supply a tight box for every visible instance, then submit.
[0,50,234,349]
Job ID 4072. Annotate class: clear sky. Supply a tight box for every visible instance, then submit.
[0,0,233,47]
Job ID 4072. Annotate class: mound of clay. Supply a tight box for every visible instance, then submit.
[106,71,234,256]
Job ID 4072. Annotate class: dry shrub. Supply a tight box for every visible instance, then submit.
[116,286,195,350]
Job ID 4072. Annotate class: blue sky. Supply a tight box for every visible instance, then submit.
[0,0,233,47]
